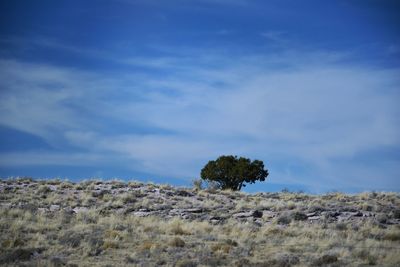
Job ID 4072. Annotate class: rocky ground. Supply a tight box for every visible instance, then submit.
[0,178,399,266]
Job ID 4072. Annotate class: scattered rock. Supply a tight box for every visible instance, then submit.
[363,212,375,217]
[72,207,89,213]
[185,208,203,213]
[180,213,192,220]
[322,211,341,218]
[1,179,399,233]
[38,207,47,213]
[209,216,224,224]
[233,210,263,219]
[308,216,321,221]
[133,210,155,217]
[254,219,263,226]
[175,190,194,197]
[50,204,60,212]
[48,185,58,191]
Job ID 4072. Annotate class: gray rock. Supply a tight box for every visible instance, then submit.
[322,211,340,218]
[175,190,194,197]
[209,216,223,225]
[138,208,151,212]
[308,216,321,221]
[185,208,203,213]
[233,210,263,219]
[338,211,363,220]
[72,207,89,213]
[50,204,60,212]
[363,212,375,217]
[133,211,154,217]
[169,209,181,216]
[180,213,192,220]
[38,208,48,213]
[48,185,57,191]
[254,219,263,226]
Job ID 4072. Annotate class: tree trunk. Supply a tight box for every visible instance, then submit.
[238,182,243,191]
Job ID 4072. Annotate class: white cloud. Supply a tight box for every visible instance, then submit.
[0,50,399,192]
[0,151,108,167]
[260,31,287,43]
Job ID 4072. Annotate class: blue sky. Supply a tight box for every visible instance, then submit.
[0,0,399,193]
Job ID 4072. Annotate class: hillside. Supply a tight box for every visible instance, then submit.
[0,178,399,266]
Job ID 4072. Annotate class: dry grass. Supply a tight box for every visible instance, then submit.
[0,178,399,266]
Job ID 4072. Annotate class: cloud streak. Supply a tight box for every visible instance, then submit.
[0,47,399,192]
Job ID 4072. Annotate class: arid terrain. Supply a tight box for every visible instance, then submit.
[0,178,399,266]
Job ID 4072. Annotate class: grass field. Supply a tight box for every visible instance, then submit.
[0,178,399,266]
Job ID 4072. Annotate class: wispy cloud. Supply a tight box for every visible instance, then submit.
[0,46,399,191]
[260,31,287,44]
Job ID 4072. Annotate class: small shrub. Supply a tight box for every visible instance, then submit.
[85,231,104,256]
[225,239,238,247]
[1,236,25,248]
[266,253,300,267]
[125,255,138,264]
[277,212,292,225]
[205,181,220,193]
[60,210,73,224]
[47,179,62,185]
[234,258,251,267]
[74,184,84,190]
[110,181,125,189]
[335,222,347,231]
[104,230,122,240]
[286,201,296,210]
[140,240,155,250]
[169,219,191,235]
[392,209,400,219]
[102,240,119,250]
[59,232,84,248]
[291,211,308,221]
[192,179,203,191]
[0,248,38,264]
[202,256,226,267]
[383,231,400,241]
[307,205,326,213]
[91,189,110,198]
[60,182,74,189]
[16,177,34,183]
[312,254,338,266]
[281,188,290,193]
[176,259,197,267]
[121,193,137,204]
[76,211,98,224]
[50,256,66,267]
[376,214,388,224]
[82,197,96,206]
[211,243,232,253]
[37,185,52,194]
[361,204,374,212]
[353,249,377,265]
[169,237,185,247]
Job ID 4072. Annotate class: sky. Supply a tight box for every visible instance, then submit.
[0,0,399,193]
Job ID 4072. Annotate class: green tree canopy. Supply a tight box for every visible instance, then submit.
[200,155,269,191]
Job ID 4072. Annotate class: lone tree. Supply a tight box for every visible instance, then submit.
[200,155,269,191]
